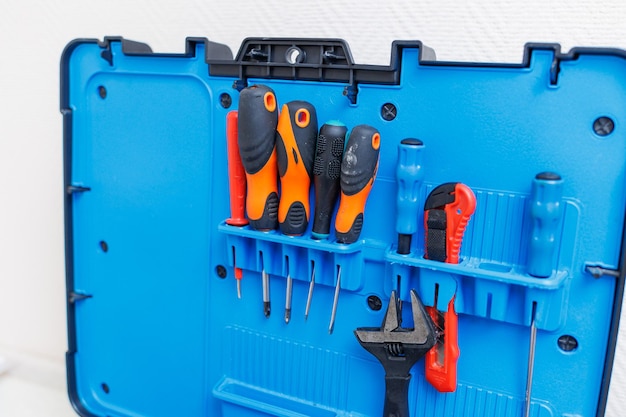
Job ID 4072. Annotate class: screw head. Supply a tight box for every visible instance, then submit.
[220,93,232,109]
[367,295,383,311]
[216,265,227,279]
[593,117,614,136]
[558,335,578,352]
[381,103,397,121]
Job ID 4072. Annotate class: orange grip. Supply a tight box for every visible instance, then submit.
[335,172,376,234]
[334,125,380,244]
[225,111,248,227]
[244,151,278,224]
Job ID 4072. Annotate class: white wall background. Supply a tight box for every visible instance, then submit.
[1,0,626,415]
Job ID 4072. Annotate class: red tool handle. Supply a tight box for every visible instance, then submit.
[425,297,459,392]
[225,111,249,227]
[424,182,476,264]
[443,184,475,264]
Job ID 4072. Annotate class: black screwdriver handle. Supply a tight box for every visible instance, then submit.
[312,121,347,239]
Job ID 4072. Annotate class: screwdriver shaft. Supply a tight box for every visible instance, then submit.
[328,266,342,334]
[525,303,538,417]
[285,272,292,323]
[262,267,271,318]
[235,267,243,299]
[304,267,315,320]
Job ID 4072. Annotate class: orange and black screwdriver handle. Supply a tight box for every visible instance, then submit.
[237,85,279,231]
[423,182,476,264]
[276,101,318,235]
[335,125,381,244]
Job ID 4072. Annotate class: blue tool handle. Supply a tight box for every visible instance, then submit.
[395,138,424,254]
[528,172,564,278]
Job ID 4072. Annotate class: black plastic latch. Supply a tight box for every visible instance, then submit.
[208,38,356,96]
[69,291,92,303]
[67,185,91,195]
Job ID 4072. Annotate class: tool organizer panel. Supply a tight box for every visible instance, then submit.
[62,37,626,417]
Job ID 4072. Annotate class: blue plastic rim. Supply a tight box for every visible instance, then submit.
[62,37,626,417]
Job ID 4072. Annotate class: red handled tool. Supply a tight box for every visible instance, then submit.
[425,295,460,392]
[423,182,476,392]
[225,111,247,298]
[225,111,248,227]
[424,182,476,263]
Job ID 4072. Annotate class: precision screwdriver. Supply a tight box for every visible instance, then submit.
[309,121,347,320]
[275,101,317,323]
[330,125,381,333]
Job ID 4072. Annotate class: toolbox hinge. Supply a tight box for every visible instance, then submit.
[66,185,91,194]
[68,291,92,303]
[585,264,621,279]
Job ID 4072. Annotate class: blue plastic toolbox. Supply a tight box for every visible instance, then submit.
[61,37,626,417]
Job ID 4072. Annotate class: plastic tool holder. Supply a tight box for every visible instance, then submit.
[62,37,626,417]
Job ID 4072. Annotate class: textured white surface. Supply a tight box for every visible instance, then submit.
[1,0,626,415]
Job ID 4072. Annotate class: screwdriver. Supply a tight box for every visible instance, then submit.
[330,125,381,333]
[238,84,279,317]
[237,84,279,231]
[395,138,424,310]
[276,101,317,322]
[308,121,347,321]
[225,111,248,298]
